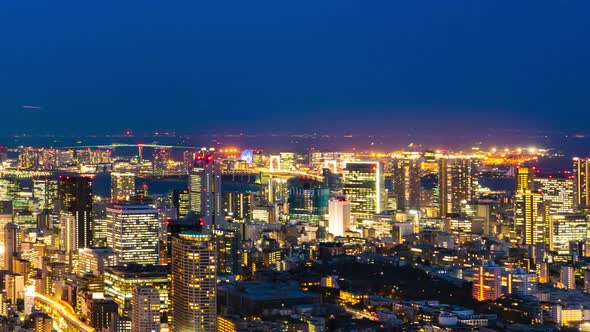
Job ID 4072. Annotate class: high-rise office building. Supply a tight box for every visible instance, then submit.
[33,178,58,211]
[534,176,574,213]
[111,172,136,202]
[4,223,20,273]
[106,205,160,265]
[104,265,169,317]
[549,214,589,254]
[213,229,241,276]
[438,158,476,217]
[514,191,546,245]
[172,189,190,219]
[58,176,93,249]
[342,161,386,223]
[287,178,329,223]
[392,157,421,211]
[189,168,202,214]
[560,266,576,290]
[328,197,351,237]
[131,286,161,332]
[78,247,118,277]
[171,231,217,332]
[516,167,532,192]
[573,157,590,209]
[0,214,12,270]
[60,214,78,258]
[189,157,223,228]
[472,261,503,301]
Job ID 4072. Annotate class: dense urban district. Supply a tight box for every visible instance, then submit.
[0,141,588,332]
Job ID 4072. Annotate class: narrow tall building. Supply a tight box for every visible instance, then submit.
[131,286,161,332]
[172,189,190,219]
[342,161,386,223]
[514,191,546,245]
[213,229,242,276]
[438,158,476,217]
[171,231,217,332]
[392,157,421,211]
[189,156,223,228]
[516,167,532,192]
[111,172,135,202]
[573,157,590,209]
[106,205,160,265]
[4,223,20,273]
[58,176,93,248]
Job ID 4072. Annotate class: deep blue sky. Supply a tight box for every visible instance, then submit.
[1,0,589,135]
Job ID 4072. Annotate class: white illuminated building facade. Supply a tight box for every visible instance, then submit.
[328,196,351,237]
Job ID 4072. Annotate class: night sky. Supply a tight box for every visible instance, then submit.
[1,1,589,135]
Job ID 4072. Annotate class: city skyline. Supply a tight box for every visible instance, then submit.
[3,1,590,331]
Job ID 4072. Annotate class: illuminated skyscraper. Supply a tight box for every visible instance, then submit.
[514,191,546,245]
[58,176,93,248]
[287,178,329,223]
[328,196,351,237]
[111,172,136,202]
[573,157,590,209]
[392,157,421,211]
[0,214,12,270]
[171,231,217,332]
[106,205,160,265]
[172,189,190,219]
[33,178,58,211]
[60,214,78,260]
[131,286,161,332]
[213,229,242,275]
[189,157,223,228]
[472,261,503,301]
[342,161,386,223]
[516,167,532,192]
[549,214,589,254]
[438,158,476,217]
[189,168,202,213]
[4,223,20,273]
[534,176,574,213]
